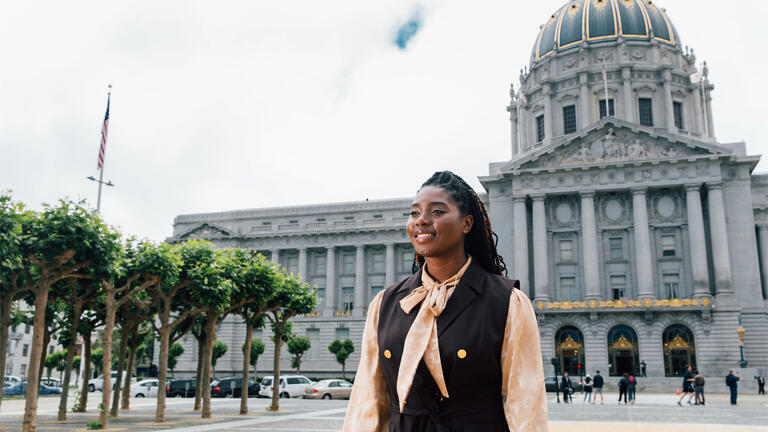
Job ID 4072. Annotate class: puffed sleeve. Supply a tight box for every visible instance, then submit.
[342,290,391,432]
[501,289,548,432]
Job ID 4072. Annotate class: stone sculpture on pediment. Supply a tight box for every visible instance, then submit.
[181,223,231,240]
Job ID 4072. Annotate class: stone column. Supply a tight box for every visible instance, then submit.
[385,243,395,288]
[512,197,530,297]
[621,67,634,123]
[270,249,280,265]
[510,106,519,157]
[685,184,711,298]
[580,72,590,128]
[632,188,655,299]
[706,183,734,296]
[298,247,308,281]
[325,246,336,315]
[758,226,768,300]
[532,195,550,301]
[354,245,365,317]
[662,69,675,132]
[580,192,601,300]
[704,84,715,138]
[543,83,553,145]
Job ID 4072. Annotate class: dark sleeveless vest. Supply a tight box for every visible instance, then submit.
[376,260,517,432]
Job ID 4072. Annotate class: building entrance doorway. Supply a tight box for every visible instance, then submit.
[663,324,696,376]
[607,325,639,376]
[555,325,585,375]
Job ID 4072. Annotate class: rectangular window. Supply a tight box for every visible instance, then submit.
[20,364,26,378]
[664,273,680,299]
[673,101,684,129]
[342,287,354,311]
[288,219,298,224]
[262,221,271,225]
[536,115,545,142]
[638,98,653,126]
[335,328,350,340]
[314,254,326,275]
[25,324,30,334]
[610,275,626,300]
[371,285,384,297]
[11,324,16,333]
[306,329,320,360]
[609,237,624,260]
[344,216,354,220]
[286,255,299,274]
[661,235,675,256]
[22,344,28,357]
[401,250,413,273]
[371,251,385,273]
[599,99,615,118]
[373,214,383,219]
[563,105,577,134]
[343,253,355,274]
[559,240,573,261]
[316,218,325,222]
[559,277,576,301]
[315,288,325,311]
[48,346,54,355]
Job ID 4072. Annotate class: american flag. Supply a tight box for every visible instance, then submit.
[97,91,111,170]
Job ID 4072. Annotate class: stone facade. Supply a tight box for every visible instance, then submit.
[166,0,768,385]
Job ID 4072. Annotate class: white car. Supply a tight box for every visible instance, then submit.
[130,379,159,398]
[88,371,137,392]
[4,375,21,385]
[260,375,313,398]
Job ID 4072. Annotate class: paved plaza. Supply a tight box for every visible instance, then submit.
[0,392,765,431]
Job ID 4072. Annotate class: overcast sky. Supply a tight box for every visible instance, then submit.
[2,0,767,242]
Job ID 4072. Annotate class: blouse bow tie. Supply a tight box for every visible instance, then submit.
[395,256,472,413]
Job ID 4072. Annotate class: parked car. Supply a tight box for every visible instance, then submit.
[544,376,584,393]
[210,377,260,398]
[260,375,312,398]
[3,382,62,396]
[130,379,159,398]
[40,377,62,388]
[4,375,21,385]
[167,379,197,398]
[303,379,352,400]
[88,371,137,392]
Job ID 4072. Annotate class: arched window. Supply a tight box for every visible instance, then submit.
[663,324,696,377]
[555,325,585,375]
[607,325,639,376]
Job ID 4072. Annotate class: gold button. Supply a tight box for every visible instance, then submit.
[457,349,467,359]
[384,349,392,359]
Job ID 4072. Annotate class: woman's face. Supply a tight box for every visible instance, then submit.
[406,185,473,259]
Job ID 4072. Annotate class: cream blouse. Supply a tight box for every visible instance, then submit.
[343,281,549,431]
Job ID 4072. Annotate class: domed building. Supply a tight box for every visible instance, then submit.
[167,0,766,388]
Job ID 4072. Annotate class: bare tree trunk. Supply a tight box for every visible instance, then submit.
[75,332,91,412]
[200,316,216,419]
[269,326,283,412]
[38,325,51,384]
[22,287,50,432]
[57,303,82,420]
[98,290,116,429]
[240,324,252,415]
[0,295,13,412]
[121,339,138,410]
[193,335,204,411]
[155,304,172,423]
[110,330,128,417]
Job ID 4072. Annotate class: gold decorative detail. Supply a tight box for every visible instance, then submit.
[645,0,657,12]
[644,299,652,307]
[568,3,581,17]
[560,335,582,349]
[621,0,635,9]
[547,13,557,27]
[537,301,544,309]
[384,350,392,359]
[701,297,710,306]
[670,298,683,307]
[589,300,596,308]
[593,0,608,11]
[668,335,689,349]
[457,349,467,359]
[613,335,634,349]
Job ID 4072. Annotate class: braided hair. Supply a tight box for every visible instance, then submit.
[412,171,507,276]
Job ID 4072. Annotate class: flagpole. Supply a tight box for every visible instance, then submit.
[603,60,610,117]
[87,85,114,215]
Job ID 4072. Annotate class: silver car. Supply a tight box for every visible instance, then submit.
[303,379,352,400]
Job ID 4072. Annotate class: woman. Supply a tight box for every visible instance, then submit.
[583,375,593,404]
[618,373,628,404]
[627,375,636,405]
[343,171,548,431]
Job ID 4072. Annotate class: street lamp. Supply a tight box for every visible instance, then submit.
[550,357,560,403]
[737,315,748,368]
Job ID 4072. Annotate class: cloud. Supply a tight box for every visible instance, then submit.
[394,9,423,50]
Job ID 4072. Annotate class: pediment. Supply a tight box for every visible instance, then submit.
[178,223,232,240]
[507,120,730,172]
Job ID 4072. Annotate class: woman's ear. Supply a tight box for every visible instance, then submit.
[463,214,474,234]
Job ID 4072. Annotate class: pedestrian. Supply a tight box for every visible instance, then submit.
[693,371,705,406]
[677,365,695,406]
[627,374,636,405]
[561,372,573,403]
[583,374,593,404]
[640,360,647,378]
[726,370,740,405]
[757,374,765,395]
[343,171,548,431]
[592,370,604,404]
[618,373,628,404]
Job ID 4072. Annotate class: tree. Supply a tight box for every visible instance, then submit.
[44,350,66,379]
[72,356,81,385]
[120,321,153,410]
[241,338,265,380]
[168,343,184,377]
[211,340,227,379]
[18,199,121,432]
[75,312,103,413]
[287,336,311,375]
[266,273,316,411]
[328,339,355,379]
